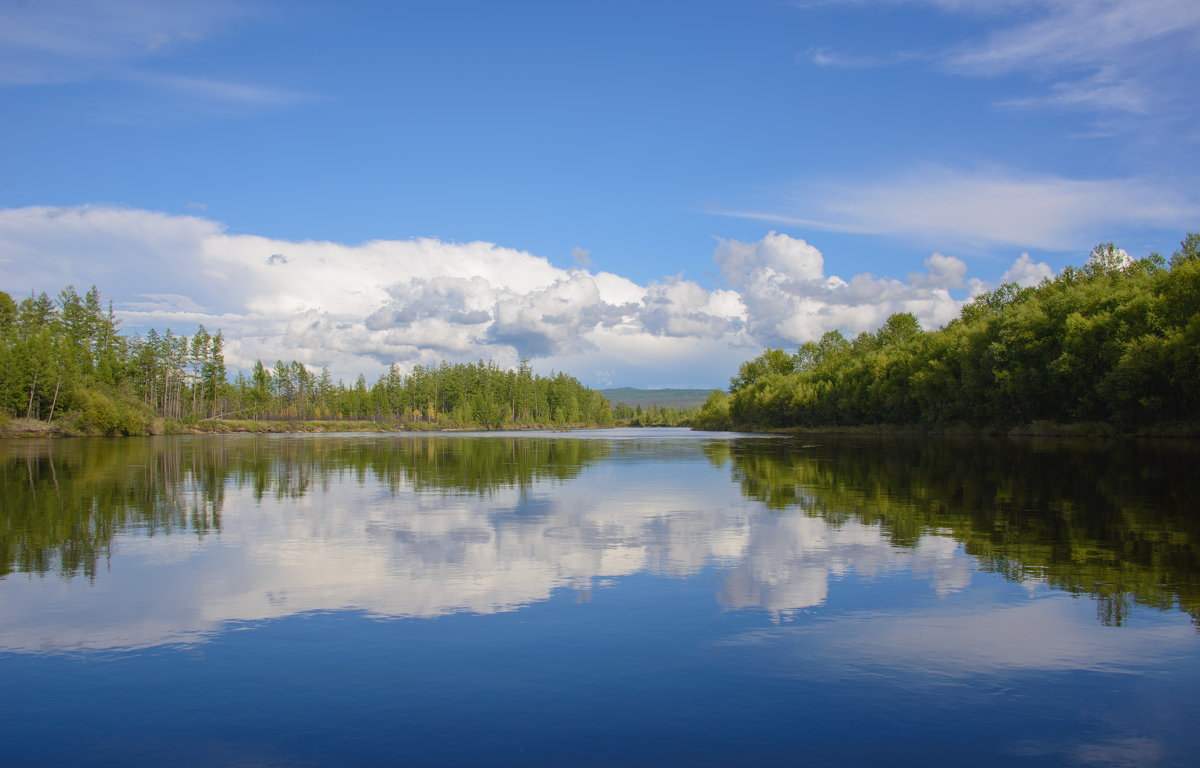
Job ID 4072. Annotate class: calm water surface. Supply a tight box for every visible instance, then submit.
[1,429,1198,766]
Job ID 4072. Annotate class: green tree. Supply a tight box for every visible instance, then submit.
[730,348,797,392]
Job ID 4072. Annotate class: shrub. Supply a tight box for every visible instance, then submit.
[69,388,154,435]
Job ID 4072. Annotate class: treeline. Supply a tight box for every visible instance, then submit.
[697,235,1200,430]
[230,358,614,428]
[0,285,613,433]
[0,286,162,433]
[612,402,696,427]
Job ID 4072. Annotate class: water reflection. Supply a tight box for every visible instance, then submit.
[714,436,1200,626]
[0,431,1196,653]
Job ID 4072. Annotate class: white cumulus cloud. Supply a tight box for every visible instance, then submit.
[0,206,1052,386]
[714,231,978,346]
[1000,253,1055,287]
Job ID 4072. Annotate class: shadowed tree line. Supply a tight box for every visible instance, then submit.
[696,236,1200,430]
[708,435,1200,627]
[0,285,613,433]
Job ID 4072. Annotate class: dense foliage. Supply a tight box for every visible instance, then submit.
[0,286,613,433]
[697,236,1200,430]
[232,358,613,428]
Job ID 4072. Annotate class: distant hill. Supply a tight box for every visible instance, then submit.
[599,387,719,410]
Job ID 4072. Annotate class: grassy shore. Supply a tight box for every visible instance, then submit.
[186,419,601,434]
[0,416,616,438]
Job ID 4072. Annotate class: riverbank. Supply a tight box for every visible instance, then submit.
[6,415,1196,440]
[724,420,1200,438]
[0,416,617,439]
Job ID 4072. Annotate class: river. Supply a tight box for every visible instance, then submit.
[1,429,1197,766]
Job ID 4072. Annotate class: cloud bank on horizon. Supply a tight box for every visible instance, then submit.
[0,205,1053,388]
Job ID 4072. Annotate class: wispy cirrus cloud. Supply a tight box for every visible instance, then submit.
[0,0,247,83]
[799,0,1200,115]
[941,0,1200,78]
[717,165,1199,252]
[995,73,1150,114]
[0,0,309,109]
[125,71,315,107]
[798,46,914,69]
[943,0,1200,115]
[775,3,1199,254]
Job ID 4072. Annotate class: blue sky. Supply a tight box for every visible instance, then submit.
[1,0,1197,387]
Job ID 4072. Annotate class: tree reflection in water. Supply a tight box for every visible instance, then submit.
[713,435,1200,627]
[2,433,1196,628]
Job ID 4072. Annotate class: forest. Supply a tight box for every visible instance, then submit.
[696,235,1200,431]
[0,286,613,434]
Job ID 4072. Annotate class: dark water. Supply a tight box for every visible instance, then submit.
[1,429,1198,766]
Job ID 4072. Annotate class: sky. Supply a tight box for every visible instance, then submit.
[0,0,1197,388]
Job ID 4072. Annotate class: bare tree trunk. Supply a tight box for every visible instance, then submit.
[26,371,38,419]
[48,377,61,423]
